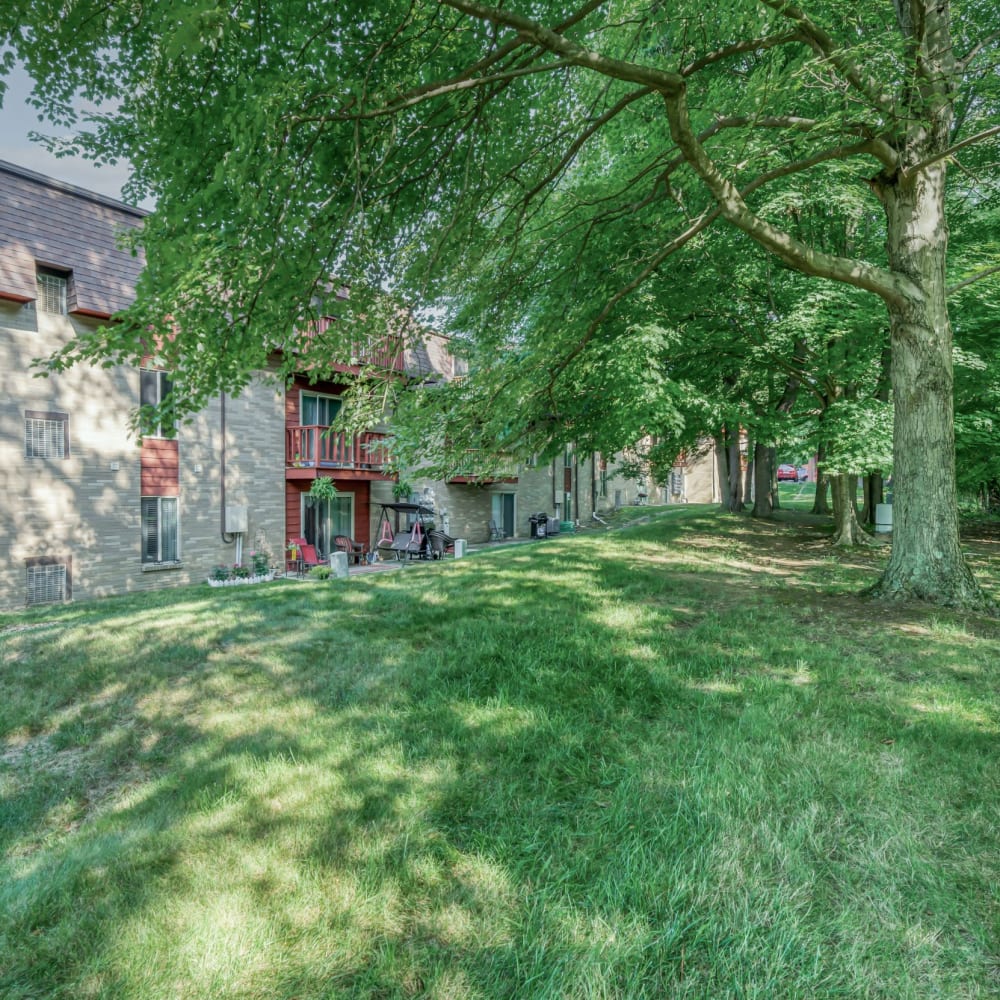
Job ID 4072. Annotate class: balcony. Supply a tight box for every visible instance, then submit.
[308,317,405,373]
[286,426,392,481]
[446,450,519,484]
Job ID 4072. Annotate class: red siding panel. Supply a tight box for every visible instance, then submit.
[141,438,179,496]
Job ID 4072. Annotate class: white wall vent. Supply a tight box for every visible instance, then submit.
[27,562,68,606]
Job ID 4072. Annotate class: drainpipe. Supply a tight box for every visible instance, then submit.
[574,452,580,523]
[220,391,235,544]
[552,457,560,522]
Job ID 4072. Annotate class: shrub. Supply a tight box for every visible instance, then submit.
[249,550,270,576]
[308,565,332,580]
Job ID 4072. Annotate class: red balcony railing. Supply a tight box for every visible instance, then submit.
[286,426,390,470]
[307,318,405,372]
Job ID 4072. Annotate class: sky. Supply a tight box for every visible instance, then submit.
[0,62,141,205]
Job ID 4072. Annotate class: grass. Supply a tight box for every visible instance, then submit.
[1,506,999,999]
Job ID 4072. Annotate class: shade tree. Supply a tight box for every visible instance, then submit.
[3,0,999,607]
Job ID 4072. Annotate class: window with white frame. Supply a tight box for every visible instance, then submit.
[26,557,71,605]
[139,368,174,438]
[24,410,69,459]
[36,267,70,314]
[35,265,73,316]
[300,391,342,426]
[141,497,179,563]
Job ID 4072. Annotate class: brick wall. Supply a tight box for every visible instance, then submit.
[0,302,286,609]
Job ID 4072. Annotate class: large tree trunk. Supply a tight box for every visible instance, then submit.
[742,439,754,508]
[860,473,884,526]
[752,443,776,518]
[715,429,744,512]
[811,444,831,515]
[869,153,987,606]
[830,473,871,547]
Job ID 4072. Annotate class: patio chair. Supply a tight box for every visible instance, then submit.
[298,542,323,570]
[488,519,503,541]
[333,534,365,565]
[428,529,455,559]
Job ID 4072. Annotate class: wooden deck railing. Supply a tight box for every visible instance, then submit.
[447,450,519,482]
[286,426,390,470]
[307,318,405,372]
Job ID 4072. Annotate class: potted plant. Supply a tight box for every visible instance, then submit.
[309,477,338,501]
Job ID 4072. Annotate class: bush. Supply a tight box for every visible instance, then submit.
[249,550,270,575]
[308,565,332,580]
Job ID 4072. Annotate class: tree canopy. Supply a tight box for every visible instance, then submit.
[3,0,999,606]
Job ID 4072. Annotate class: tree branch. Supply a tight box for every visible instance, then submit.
[518,87,652,207]
[662,87,917,309]
[545,206,722,388]
[440,0,684,95]
[681,31,803,76]
[758,0,897,118]
[903,124,1000,179]
[947,263,1000,296]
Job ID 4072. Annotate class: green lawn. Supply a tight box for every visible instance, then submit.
[2,507,998,998]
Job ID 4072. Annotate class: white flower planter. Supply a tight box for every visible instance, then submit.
[207,572,275,587]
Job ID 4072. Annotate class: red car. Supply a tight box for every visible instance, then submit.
[777,464,798,481]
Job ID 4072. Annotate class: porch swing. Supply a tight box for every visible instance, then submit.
[373,501,436,560]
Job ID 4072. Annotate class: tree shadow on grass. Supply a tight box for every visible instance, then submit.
[1,520,998,997]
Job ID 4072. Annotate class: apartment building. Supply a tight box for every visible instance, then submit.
[0,160,285,609]
[0,160,709,609]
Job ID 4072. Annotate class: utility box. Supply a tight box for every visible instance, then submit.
[875,503,893,533]
[225,505,248,534]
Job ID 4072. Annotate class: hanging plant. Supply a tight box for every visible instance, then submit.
[309,477,339,501]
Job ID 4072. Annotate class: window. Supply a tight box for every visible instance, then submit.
[141,497,179,563]
[26,557,71,605]
[140,368,174,438]
[24,410,69,459]
[300,391,342,427]
[36,267,70,314]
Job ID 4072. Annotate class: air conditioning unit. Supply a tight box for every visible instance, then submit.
[225,505,248,533]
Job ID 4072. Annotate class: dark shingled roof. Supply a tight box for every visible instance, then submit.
[0,159,147,318]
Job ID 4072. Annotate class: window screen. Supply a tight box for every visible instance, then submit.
[24,412,69,459]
